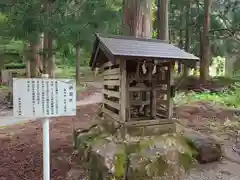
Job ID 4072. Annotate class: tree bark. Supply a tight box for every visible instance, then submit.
[156,0,161,39]
[47,34,54,77]
[29,42,38,78]
[123,0,152,38]
[122,0,152,121]
[76,43,81,85]
[42,0,48,74]
[157,0,169,41]
[183,1,191,77]
[178,4,185,74]
[23,42,31,78]
[42,32,48,74]
[200,0,212,83]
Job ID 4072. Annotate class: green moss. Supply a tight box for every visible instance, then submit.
[179,152,197,170]
[100,119,119,135]
[114,152,127,178]
[87,150,109,180]
[126,126,145,136]
[74,125,198,179]
[183,137,199,158]
[145,156,169,177]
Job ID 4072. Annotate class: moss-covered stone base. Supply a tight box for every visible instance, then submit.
[73,123,198,180]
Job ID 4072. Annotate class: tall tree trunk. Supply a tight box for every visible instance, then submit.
[24,42,31,78]
[29,42,38,78]
[122,0,152,121]
[47,34,54,77]
[42,32,48,74]
[156,0,161,39]
[36,36,42,76]
[200,0,212,82]
[178,4,185,74]
[42,0,48,74]
[183,1,191,77]
[157,0,169,41]
[76,43,81,85]
[123,0,152,38]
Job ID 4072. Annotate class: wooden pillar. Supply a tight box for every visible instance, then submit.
[167,62,173,120]
[120,59,127,122]
[150,62,156,119]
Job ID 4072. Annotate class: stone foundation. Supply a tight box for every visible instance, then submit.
[73,122,199,179]
[73,119,222,179]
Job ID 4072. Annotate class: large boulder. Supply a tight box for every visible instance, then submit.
[177,124,222,164]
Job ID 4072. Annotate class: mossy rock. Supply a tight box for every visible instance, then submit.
[126,123,175,136]
[114,134,197,180]
[178,126,222,164]
[99,118,120,135]
[74,130,197,180]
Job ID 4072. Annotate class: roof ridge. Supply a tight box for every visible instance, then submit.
[95,33,168,44]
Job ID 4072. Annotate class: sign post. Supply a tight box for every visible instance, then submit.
[42,74,50,180]
[43,116,50,180]
[12,77,76,180]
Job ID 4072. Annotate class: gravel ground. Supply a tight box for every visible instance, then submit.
[185,161,240,180]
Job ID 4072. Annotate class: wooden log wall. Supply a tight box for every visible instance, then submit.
[101,60,121,121]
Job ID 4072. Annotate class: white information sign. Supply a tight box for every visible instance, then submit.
[13,78,76,118]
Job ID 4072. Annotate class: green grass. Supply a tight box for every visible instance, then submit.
[0,85,8,90]
[55,66,93,78]
[55,66,102,82]
[174,82,240,108]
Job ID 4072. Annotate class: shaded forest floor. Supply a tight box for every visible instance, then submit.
[176,101,240,180]
[0,77,240,179]
[0,85,100,180]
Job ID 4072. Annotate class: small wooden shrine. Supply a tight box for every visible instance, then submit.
[90,34,199,131]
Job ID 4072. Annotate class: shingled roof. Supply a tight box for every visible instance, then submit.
[90,34,199,68]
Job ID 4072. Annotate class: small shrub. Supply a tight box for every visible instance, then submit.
[4,63,25,69]
[174,82,240,108]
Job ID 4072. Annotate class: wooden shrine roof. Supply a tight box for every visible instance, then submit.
[90,33,199,68]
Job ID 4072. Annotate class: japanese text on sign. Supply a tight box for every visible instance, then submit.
[13,78,76,118]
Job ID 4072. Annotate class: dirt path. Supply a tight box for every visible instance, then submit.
[0,84,101,180]
[0,104,99,180]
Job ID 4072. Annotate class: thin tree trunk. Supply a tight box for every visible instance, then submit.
[47,34,54,77]
[156,0,161,39]
[24,42,31,78]
[43,32,48,74]
[76,43,81,85]
[157,0,169,41]
[29,42,38,78]
[183,1,191,77]
[42,0,48,74]
[123,0,152,38]
[178,4,185,74]
[200,0,212,82]
[35,37,42,76]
